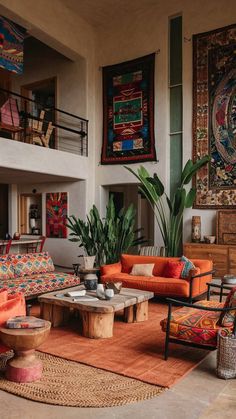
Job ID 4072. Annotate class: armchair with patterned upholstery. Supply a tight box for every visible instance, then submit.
[161,283,236,360]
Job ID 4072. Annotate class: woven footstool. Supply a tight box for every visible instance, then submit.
[0,320,51,383]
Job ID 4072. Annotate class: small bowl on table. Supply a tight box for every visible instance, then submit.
[204,235,216,244]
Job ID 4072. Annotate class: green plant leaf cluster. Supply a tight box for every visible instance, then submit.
[125,155,210,257]
[67,196,146,266]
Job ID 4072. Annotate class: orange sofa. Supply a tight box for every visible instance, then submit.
[100,254,213,302]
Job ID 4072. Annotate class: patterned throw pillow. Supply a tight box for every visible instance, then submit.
[11,252,55,277]
[0,257,15,280]
[180,255,196,278]
[162,261,185,279]
[219,287,236,327]
[130,264,154,277]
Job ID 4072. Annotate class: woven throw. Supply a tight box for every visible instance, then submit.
[0,352,164,407]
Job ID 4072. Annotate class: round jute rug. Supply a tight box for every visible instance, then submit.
[0,352,164,407]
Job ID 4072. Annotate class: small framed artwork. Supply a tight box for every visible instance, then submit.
[216,210,236,244]
[46,192,68,238]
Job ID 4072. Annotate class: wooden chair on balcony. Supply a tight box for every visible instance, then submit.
[0,98,23,140]
[26,236,46,254]
[28,111,54,147]
[0,239,12,255]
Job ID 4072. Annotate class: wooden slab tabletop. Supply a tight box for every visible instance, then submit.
[38,286,154,314]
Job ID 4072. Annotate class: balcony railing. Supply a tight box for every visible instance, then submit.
[0,88,88,156]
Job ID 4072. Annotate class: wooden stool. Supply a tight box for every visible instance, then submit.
[0,321,51,383]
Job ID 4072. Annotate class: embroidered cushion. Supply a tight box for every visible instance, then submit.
[130,264,154,277]
[11,252,55,277]
[162,261,185,279]
[160,300,224,347]
[180,255,196,278]
[0,256,15,280]
[219,287,236,327]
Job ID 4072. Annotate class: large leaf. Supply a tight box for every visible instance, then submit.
[182,155,210,185]
[185,188,196,208]
[146,174,164,196]
[173,188,186,216]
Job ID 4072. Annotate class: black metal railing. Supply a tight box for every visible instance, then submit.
[0,88,88,156]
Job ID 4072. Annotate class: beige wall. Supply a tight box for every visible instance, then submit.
[94,0,236,243]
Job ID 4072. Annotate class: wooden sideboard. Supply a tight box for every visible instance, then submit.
[183,242,236,277]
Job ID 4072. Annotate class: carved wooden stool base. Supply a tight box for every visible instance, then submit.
[6,349,43,383]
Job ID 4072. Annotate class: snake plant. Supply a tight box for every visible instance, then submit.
[67,196,145,266]
[125,155,210,257]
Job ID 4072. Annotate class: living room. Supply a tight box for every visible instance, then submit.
[0,0,236,418]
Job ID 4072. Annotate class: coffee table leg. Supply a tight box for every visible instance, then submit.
[135,301,149,322]
[124,306,134,323]
[81,311,114,338]
[40,303,69,327]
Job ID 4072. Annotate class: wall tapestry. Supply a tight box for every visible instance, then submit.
[46,192,68,238]
[101,53,156,164]
[193,23,236,208]
[0,16,24,74]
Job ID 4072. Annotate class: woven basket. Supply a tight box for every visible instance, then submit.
[216,329,236,379]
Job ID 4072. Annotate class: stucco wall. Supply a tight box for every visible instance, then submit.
[94,0,236,243]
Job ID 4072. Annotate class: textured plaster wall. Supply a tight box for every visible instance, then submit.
[94,0,236,243]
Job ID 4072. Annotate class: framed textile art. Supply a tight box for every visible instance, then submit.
[193,23,236,208]
[46,192,68,238]
[0,16,24,74]
[101,54,156,164]
[216,210,236,244]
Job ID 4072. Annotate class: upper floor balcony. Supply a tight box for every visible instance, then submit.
[0,88,89,181]
[0,88,88,155]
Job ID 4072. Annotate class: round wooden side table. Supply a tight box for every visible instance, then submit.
[0,320,51,383]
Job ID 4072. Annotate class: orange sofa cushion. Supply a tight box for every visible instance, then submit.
[0,292,26,327]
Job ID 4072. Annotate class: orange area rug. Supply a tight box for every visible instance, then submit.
[38,302,208,388]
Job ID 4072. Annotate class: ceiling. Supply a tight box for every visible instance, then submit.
[62,0,159,27]
[0,168,79,184]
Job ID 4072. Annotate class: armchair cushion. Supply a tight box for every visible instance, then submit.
[161,300,226,347]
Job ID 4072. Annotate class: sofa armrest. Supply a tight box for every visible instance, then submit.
[188,266,214,302]
[100,262,122,276]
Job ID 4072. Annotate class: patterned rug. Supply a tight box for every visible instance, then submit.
[0,352,164,407]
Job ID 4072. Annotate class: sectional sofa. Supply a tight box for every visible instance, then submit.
[101,254,213,302]
[0,252,80,299]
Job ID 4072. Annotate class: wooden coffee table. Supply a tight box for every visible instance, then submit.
[38,286,154,339]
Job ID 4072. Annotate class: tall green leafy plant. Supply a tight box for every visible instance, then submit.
[125,156,210,257]
[67,196,145,266]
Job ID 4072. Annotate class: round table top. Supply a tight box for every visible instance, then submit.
[0,320,51,337]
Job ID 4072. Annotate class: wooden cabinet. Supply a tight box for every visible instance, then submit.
[183,243,236,277]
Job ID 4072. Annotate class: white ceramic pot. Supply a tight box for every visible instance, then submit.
[96,283,105,299]
[83,255,96,269]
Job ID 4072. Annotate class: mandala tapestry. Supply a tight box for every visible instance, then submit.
[101,54,156,164]
[0,16,24,74]
[193,23,236,208]
[46,192,68,238]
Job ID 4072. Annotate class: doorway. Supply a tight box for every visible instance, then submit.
[21,77,57,148]
[107,184,154,248]
[0,184,9,239]
[19,193,42,235]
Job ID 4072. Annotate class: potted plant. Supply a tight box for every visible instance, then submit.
[67,196,145,267]
[125,155,210,257]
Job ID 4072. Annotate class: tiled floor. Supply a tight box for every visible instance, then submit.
[0,351,235,419]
